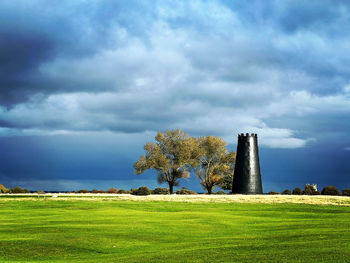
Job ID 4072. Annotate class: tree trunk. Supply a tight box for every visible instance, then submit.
[168,182,174,194]
[206,183,213,194]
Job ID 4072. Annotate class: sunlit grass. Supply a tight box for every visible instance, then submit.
[0,196,349,262]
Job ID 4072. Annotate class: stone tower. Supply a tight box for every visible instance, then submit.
[232,133,263,194]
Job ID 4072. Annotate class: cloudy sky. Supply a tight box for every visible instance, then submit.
[1,0,350,192]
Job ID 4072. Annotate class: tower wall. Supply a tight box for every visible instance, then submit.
[232,133,263,194]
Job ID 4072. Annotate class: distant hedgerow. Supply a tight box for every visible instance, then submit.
[131,186,152,196]
[303,185,320,195]
[152,188,169,195]
[91,189,106,194]
[321,186,340,196]
[9,186,30,194]
[342,189,350,196]
[282,189,291,195]
[118,189,130,194]
[107,187,118,194]
[76,189,90,193]
[292,187,303,195]
[175,187,197,195]
[268,191,280,195]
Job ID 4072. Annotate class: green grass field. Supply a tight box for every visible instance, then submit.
[0,197,350,262]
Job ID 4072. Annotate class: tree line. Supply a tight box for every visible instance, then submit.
[133,129,235,194]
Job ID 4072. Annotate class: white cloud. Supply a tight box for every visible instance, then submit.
[2,0,350,149]
[0,91,309,148]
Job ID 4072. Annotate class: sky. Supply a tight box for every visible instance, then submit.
[1,0,350,192]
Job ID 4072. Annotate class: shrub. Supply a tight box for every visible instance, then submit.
[268,191,280,195]
[220,174,233,191]
[292,187,303,195]
[321,186,340,196]
[342,189,350,196]
[77,189,90,193]
[152,188,169,195]
[0,184,8,193]
[91,189,106,193]
[9,186,30,193]
[118,189,130,194]
[131,186,152,196]
[107,187,118,194]
[303,185,320,195]
[215,191,227,195]
[282,189,291,195]
[175,187,197,195]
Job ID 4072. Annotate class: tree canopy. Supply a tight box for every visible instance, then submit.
[0,184,7,193]
[195,136,235,194]
[134,129,200,194]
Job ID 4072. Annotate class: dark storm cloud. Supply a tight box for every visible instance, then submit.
[1,0,350,147]
[1,0,350,108]
[0,21,53,105]
[221,0,350,94]
[0,0,158,106]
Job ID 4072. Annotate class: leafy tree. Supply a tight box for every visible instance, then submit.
[321,186,340,195]
[220,173,234,191]
[131,186,152,196]
[303,185,320,195]
[282,189,291,195]
[194,136,235,194]
[292,187,303,195]
[342,189,350,196]
[134,129,200,194]
[9,186,30,193]
[0,184,8,193]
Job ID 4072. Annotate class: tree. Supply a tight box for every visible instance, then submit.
[282,189,291,195]
[194,136,235,194]
[131,186,152,196]
[342,189,350,196]
[292,187,303,195]
[0,184,8,193]
[8,186,30,193]
[220,173,234,191]
[303,184,320,195]
[321,186,340,195]
[134,129,200,194]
